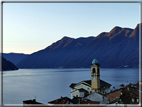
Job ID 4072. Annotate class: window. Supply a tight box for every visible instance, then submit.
[137,99,139,102]
[93,68,96,73]
[97,68,99,74]
[132,99,134,102]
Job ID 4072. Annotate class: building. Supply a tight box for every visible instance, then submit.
[48,96,100,105]
[69,58,111,99]
[124,83,139,104]
[105,82,140,104]
[23,99,48,107]
[105,88,124,104]
[48,97,74,104]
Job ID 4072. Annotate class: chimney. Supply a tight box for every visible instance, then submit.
[120,84,124,88]
[113,87,115,91]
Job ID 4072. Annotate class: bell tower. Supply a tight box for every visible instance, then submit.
[91,58,100,93]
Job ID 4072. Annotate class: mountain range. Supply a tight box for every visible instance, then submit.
[16,24,140,68]
[3,53,29,65]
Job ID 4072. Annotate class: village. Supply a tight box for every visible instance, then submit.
[23,59,141,106]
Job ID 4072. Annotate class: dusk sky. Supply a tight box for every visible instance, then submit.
[3,2,140,54]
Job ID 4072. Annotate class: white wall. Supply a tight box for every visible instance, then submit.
[71,90,79,99]
[71,83,91,99]
[75,83,91,93]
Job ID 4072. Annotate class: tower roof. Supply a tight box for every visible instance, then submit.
[92,58,99,64]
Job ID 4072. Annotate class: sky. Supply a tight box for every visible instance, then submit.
[3,2,140,54]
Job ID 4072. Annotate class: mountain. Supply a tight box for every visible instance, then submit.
[17,24,140,68]
[3,53,29,65]
[2,57,18,71]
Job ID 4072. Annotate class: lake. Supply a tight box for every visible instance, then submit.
[3,68,139,104]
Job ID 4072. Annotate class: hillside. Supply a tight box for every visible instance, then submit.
[17,24,140,68]
[2,57,18,71]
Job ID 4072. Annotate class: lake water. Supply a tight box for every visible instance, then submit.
[3,68,139,104]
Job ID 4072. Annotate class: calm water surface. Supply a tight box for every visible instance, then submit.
[3,68,139,104]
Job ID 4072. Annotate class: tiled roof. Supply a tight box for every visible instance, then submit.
[84,80,91,85]
[100,79,112,88]
[106,89,123,101]
[84,80,112,88]
[48,97,73,104]
[121,89,129,94]
[70,79,111,89]
[105,88,125,95]
[129,87,139,97]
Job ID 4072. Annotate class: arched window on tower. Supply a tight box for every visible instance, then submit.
[93,68,96,73]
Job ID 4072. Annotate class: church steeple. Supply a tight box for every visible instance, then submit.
[91,58,100,93]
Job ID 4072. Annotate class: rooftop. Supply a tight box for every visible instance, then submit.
[48,97,73,104]
[92,58,99,64]
[69,79,111,89]
[23,99,42,104]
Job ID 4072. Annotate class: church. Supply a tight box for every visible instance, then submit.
[69,58,111,99]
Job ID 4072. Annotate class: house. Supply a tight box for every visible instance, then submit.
[105,88,124,104]
[48,97,74,104]
[124,83,139,104]
[69,58,111,99]
[105,82,140,104]
[23,99,48,107]
[48,96,100,105]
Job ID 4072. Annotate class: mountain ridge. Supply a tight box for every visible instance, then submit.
[3,53,29,65]
[17,24,140,68]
